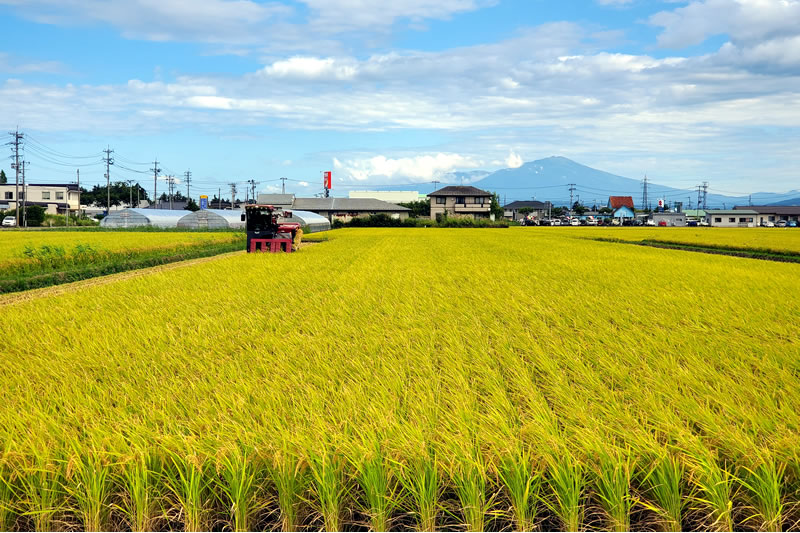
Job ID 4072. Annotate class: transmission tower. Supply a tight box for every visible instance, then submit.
[642,175,649,211]
[103,147,114,213]
[702,181,709,210]
[280,177,287,194]
[568,183,576,214]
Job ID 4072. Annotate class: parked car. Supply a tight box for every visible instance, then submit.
[1,216,16,227]
[776,220,787,227]
[551,218,561,226]
[569,218,580,226]
[789,220,798,228]
[658,220,668,227]
[687,220,698,227]
[539,218,552,226]
[761,221,775,228]
[645,219,656,226]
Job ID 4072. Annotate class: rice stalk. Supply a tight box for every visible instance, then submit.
[497,452,541,532]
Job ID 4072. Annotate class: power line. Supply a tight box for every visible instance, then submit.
[8,129,23,227]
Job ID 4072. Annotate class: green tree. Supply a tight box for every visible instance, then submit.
[0,169,6,184]
[184,198,200,211]
[572,202,586,215]
[490,192,504,219]
[517,207,533,215]
[398,199,430,218]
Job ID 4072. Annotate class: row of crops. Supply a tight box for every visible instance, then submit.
[0,231,244,293]
[1,228,798,531]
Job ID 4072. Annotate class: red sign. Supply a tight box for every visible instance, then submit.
[323,171,332,189]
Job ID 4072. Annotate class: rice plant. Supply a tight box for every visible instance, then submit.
[640,452,685,532]
[0,462,18,531]
[117,452,162,532]
[216,447,264,532]
[162,451,212,531]
[544,455,586,532]
[690,455,735,531]
[269,454,306,532]
[593,452,633,532]
[64,451,113,531]
[307,450,347,532]
[352,448,397,532]
[497,452,541,532]
[451,455,491,532]
[397,454,440,532]
[18,456,64,532]
[738,457,785,532]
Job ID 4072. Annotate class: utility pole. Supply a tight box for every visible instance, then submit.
[432,179,440,192]
[8,129,23,227]
[126,179,135,208]
[280,177,287,195]
[250,180,258,203]
[77,169,81,219]
[184,170,192,202]
[748,194,752,206]
[21,160,28,227]
[697,184,703,214]
[642,174,648,211]
[167,175,175,210]
[228,183,237,210]
[218,187,221,209]
[103,146,114,215]
[150,159,161,209]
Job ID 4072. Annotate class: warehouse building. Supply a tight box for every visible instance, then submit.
[733,205,800,225]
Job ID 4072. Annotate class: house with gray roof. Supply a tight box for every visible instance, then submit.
[734,205,800,225]
[428,186,492,219]
[291,197,410,221]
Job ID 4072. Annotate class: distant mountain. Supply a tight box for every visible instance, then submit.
[470,156,795,209]
[342,156,796,208]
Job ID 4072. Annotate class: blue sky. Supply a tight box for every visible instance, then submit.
[1,0,799,200]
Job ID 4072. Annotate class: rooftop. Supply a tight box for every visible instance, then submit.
[504,200,551,209]
[428,186,491,197]
[608,196,635,209]
[292,197,410,211]
[734,205,800,215]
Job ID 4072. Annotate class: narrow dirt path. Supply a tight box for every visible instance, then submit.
[0,251,244,307]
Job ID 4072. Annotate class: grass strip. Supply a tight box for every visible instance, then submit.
[587,237,800,263]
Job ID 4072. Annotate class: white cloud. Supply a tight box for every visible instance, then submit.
[261,57,358,80]
[505,150,523,168]
[650,0,800,49]
[333,153,482,183]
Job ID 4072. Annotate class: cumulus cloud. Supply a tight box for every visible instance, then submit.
[261,57,359,80]
[333,153,482,183]
[505,151,523,168]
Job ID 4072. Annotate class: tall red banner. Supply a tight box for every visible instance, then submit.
[323,171,332,189]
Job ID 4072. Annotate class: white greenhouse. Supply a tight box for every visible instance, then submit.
[177,209,245,230]
[99,209,189,228]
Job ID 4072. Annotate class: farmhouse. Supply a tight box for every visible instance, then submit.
[428,186,492,219]
[608,196,635,210]
[503,200,552,221]
[0,183,80,214]
[734,205,800,225]
[705,209,758,227]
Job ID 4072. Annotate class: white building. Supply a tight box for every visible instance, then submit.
[0,183,80,214]
[705,209,758,227]
[348,190,422,204]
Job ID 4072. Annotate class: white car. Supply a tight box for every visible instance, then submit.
[551,219,561,226]
[761,221,775,228]
[570,218,580,226]
[645,219,656,226]
[1,216,16,227]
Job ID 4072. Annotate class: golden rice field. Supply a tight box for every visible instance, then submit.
[1,228,799,531]
[0,231,242,268]
[557,226,800,255]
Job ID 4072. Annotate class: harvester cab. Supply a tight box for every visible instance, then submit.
[242,204,302,253]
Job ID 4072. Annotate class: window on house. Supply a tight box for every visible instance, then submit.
[769,216,775,221]
[19,191,24,199]
[42,191,51,200]
[456,196,465,204]
[728,217,735,223]
[714,217,722,223]
[739,217,747,222]
[474,197,484,204]
[56,191,64,200]
[4,192,11,200]
[436,197,445,204]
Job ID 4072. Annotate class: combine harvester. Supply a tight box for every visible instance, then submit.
[242,204,302,253]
